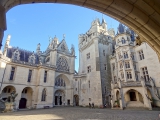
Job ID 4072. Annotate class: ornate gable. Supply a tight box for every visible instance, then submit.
[12,49,20,60]
[28,53,36,64]
[57,40,69,53]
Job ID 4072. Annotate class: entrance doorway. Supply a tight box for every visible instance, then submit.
[54,90,65,106]
[67,99,70,105]
[19,87,33,109]
[60,96,62,105]
[19,98,27,109]
[74,95,79,106]
[129,92,136,101]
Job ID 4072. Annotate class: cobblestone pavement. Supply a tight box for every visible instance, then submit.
[0,107,160,120]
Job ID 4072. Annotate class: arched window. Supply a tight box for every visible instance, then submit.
[30,57,34,64]
[55,78,66,87]
[41,89,46,101]
[121,37,126,44]
[28,54,35,64]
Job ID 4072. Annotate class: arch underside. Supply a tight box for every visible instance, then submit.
[125,89,144,108]
[0,0,160,57]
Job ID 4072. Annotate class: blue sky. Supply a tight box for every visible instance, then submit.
[2,3,119,71]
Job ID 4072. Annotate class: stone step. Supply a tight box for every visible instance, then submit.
[126,101,144,108]
[124,107,148,110]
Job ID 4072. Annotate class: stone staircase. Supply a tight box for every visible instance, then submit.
[126,101,144,108]
[125,101,148,110]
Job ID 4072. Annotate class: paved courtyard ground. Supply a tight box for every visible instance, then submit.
[0,107,160,120]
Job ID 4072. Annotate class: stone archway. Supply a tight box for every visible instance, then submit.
[19,87,33,109]
[1,85,16,101]
[125,89,144,108]
[54,90,65,106]
[0,1,160,58]
[73,95,79,106]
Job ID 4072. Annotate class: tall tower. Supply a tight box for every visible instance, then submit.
[78,18,113,106]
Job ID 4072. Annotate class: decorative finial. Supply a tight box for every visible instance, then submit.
[7,34,11,39]
[48,36,52,43]
[63,34,65,39]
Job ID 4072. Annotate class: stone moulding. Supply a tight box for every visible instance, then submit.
[121,81,142,87]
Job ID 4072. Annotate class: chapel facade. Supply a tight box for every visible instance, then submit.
[0,35,75,109]
[0,18,160,110]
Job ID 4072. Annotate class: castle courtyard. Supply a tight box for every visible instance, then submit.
[0,107,159,120]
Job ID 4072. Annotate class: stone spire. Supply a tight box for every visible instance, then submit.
[102,15,106,24]
[3,34,11,56]
[36,43,41,54]
[101,16,107,31]
[48,36,59,50]
[70,44,75,56]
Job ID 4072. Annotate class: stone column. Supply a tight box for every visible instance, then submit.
[0,5,7,49]
[111,99,113,108]
[31,91,33,108]
[118,80,125,109]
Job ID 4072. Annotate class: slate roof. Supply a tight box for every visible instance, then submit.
[118,23,125,33]
[6,47,39,64]
[117,23,135,42]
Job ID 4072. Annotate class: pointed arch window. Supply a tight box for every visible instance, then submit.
[41,89,46,101]
[55,78,66,87]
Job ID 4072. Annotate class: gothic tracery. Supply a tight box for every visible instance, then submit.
[56,57,69,72]
[55,77,66,87]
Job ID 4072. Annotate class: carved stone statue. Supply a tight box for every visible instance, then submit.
[5,91,18,103]
[0,91,18,112]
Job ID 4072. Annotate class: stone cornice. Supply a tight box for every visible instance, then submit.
[79,39,94,51]
[73,73,87,78]
[55,70,74,75]
[7,59,56,70]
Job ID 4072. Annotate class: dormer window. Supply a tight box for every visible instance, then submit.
[12,49,20,60]
[30,57,34,64]
[14,53,18,60]
[121,37,126,44]
[28,54,35,64]
[103,50,105,56]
